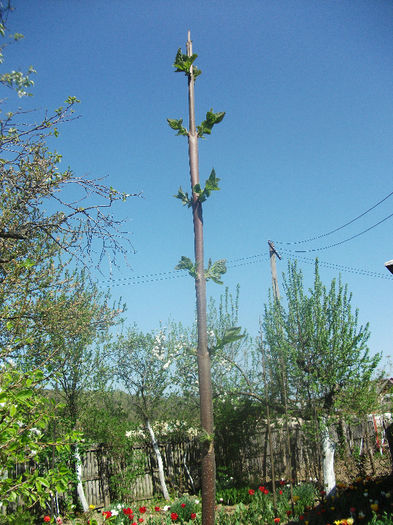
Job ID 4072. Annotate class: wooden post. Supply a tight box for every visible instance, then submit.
[267,241,295,508]
[268,240,281,300]
[260,329,278,511]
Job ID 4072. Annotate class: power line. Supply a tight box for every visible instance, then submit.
[275,189,393,246]
[99,269,181,285]
[97,250,392,288]
[280,249,393,280]
[98,253,270,287]
[279,211,393,253]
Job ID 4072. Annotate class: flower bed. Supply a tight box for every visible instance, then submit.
[37,474,393,525]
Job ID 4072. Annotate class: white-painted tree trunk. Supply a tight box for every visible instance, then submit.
[321,419,336,496]
[74,443,89,512]
[146,419,170,500]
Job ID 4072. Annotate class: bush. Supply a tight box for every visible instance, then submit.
[0,366,80,513]
[169,495,198,522]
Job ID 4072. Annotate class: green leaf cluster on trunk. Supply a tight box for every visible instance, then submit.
[197,109,226,138]
[175,255,227,284]
[174,168,221,207]
[173,48,201,78]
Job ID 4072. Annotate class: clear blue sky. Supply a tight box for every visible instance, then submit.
[7,0,393,368]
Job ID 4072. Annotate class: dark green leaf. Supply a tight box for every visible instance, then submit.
[167,118,188,136]
[205,168,220,192]
[197,109,226,137]
[193,183,202,194]
[174,187,192,207]
[175,256,197,279]
[213,327,245,353]
[205,258,227,284]
[173,48,201,78]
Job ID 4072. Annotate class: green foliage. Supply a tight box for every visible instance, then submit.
[197,109,225,138]
[175,256,227,284]
[0,366,80,509]
[205,258,227,284]
[214,398,262,486]
[210,326,244,356]
[170,495,198,522]
[167,118,188,136]
[168,110,224,139]
[0,508,36,525]
[292,482,318,515]
[41,273,122,429]
[0,10,132,517]
[175,169,221,208]
[108,446,147,504]
[173,47,201,78]
[175,256,197,278]
[216,486,251,505]
[113,325,178,422]
[263,259,381,417]
[369,512,393,525]
[193,168,220,202]
[174,186,192,207]
[0,24,36,97]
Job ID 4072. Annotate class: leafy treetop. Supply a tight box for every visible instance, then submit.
[173,47,201,79]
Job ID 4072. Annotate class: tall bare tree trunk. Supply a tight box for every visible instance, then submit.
[186,32,216,525]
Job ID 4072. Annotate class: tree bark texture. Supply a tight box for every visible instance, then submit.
[187,32,216,525]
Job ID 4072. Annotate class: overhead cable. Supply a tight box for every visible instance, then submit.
[280,249,393,281]
[275,189,393,246]
[97,249,392,288]
[279,211,393,253]
[99,253,269,287]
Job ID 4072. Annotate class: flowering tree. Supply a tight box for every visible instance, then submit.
[263,260,381,494]
[0,6,135,515]
[114,326,182,500]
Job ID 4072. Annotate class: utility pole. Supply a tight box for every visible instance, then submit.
[267,240,295,509]
[259,325,278,511]
[268,240,281,300]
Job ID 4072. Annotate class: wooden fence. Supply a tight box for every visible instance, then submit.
[79,415,393,507]
[81,439,201,507]
[5,415,391,510]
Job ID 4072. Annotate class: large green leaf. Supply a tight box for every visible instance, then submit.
[175,256,197,279]
[167,118,188,136]
[205,258,227,284]
[210,327,245,356]
[173,48,201,78]
[197,109,226,138]
[192,169,221,203]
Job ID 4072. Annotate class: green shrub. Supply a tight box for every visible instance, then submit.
[370,512,393,525]
[169,495,198,522]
